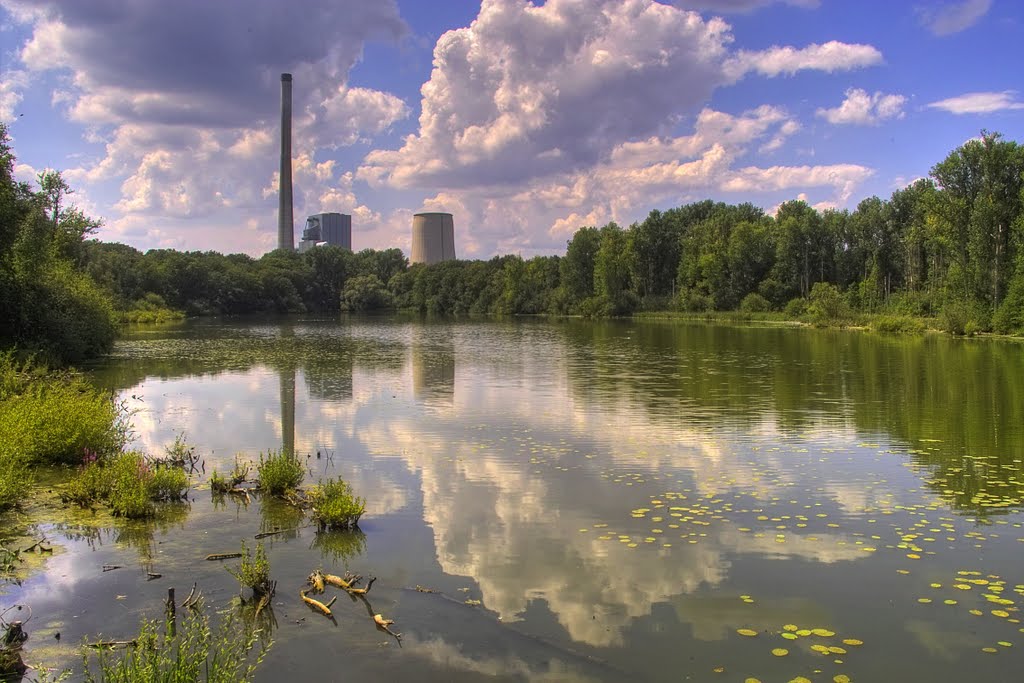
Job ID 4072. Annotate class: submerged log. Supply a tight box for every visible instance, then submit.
[205,552,243,561]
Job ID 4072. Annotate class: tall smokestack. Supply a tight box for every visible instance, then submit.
[277,73,293,251]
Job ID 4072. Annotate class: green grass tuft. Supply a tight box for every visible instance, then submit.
[227,541,275,598]
[308,477,365,531]
[255,450,304,496]
[82,606,270,682]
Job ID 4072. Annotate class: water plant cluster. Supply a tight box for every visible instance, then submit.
[82,607,268,683]
[308,478,366,531]
[255,450,304,496]
[63,451,189,519]
[226,541,275,599]
[0,352,127,511]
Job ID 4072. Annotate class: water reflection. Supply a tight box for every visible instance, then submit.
[54,318,1024,682]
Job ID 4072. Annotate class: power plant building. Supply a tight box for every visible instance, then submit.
[411,212,456,265]
[299,213,351,253]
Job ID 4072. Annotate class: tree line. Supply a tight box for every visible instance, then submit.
[4,125,1024,366]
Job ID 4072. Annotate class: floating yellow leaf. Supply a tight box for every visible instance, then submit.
[834,676,851,683]
[811,644,830,654]
[737,629,758,637]
[812,628,835,637]
[993,610,1010,618]
[783,624,798,632]
[782,632,799,640]
[842,639,863,646]
[771,648,789,657]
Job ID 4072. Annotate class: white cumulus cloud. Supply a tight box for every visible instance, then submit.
[927,91,1024,115]
[816,88,906,125]
[725,41,883,80]
[917,0,992,36]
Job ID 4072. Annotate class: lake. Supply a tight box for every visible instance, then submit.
[9,317,1024,682]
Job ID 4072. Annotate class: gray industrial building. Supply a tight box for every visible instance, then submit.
[411,212,456,265]
[298,212,352,253]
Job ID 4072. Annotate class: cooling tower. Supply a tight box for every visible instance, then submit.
[411,212,456,265]
[277,73,294,251]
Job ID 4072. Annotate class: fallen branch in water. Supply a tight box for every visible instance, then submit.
[181,583,201,609]
[102,565,123,572]
[373,613,401,641]
[254,528,294,539]
[205,553,243,561]
[343,577,376,596]
[146,572,162,581]
[308,570,325,593]
[300,590,336,618]
[85,639,137,650]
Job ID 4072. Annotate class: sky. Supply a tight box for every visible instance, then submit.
[1,0,1022,259]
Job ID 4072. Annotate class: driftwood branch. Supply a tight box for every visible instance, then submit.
[300,590,337,618]
[86,640,137,650]
[205,552,243,561]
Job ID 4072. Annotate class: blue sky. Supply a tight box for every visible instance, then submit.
[1,0,1021,258]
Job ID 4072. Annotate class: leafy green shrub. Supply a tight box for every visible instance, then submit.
[808,282,852,326]
[871,315,926,334]
[739,293,771,313]
[340,275,393,312]
[82,606,269,682]
[677,289,713,313]
[227,541,275,598]
[0,453,30,511]
[0,371,122,465]
[149,465,188,501]
[939,301,969,335]
[783,297,808,318]
[308,478,365,531]
[256,450,303,496]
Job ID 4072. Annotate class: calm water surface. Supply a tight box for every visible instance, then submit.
[10,317,1024,682]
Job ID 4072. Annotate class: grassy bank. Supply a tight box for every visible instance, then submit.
[0,353,128,510]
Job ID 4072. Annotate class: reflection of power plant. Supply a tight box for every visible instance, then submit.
[298,213,352,253]
[411,338,455,404]
[279,367,295,455]
[411,212,456,265]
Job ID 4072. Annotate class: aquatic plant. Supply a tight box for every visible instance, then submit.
[0,354,124,467]
[0,455,29,511]
[227,541,275,599]
[255,450,303,496]
[63,451,188,518]
[82,606,269,683]
[308,477,365,531]
[210,457,250,495]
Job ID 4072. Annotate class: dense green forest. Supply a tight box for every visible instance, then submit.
[4,125,1024,368]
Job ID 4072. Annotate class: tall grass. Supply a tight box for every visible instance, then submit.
[63,452,188,518]
[255,450,304,496]
[308,478,365,531]
[82,607,269,683]
[227,541,275,598]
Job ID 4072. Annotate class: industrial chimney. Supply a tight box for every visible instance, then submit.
[277,73,294,251]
